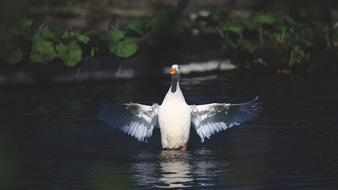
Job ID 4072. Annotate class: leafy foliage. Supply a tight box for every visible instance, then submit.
[30,36,57,64]
[221,22,244,38]
[29,30,88,66]
[75,33,90,44]
[110,38,138,58]
[5,11,338,73]
[254,15,277,25]
[126,19,144,34]
[100,27,138,58]
[101,28,125,44]
[200,11,320,67]
[289,46,310,66]
[56,42,82,67]
[19,19,33,29]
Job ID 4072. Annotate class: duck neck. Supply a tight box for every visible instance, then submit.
[171,74,180,93]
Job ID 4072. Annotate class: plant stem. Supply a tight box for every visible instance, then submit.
[259,26,264,45]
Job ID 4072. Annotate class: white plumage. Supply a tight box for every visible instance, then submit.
[158,79,191,149]
[99,64,262,150]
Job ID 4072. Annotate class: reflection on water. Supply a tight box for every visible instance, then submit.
[132,148,229,188]
[157,151,193,188]
[193,149,230,186]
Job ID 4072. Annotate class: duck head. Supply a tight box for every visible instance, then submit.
[170,64,180,93]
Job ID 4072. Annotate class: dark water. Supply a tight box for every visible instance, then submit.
[1,72,338,189]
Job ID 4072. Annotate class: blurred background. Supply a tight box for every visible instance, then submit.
[1,0,338,84]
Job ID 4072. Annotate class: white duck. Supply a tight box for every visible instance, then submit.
[101,64,262,151]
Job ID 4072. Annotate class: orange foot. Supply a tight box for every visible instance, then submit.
[179,145,187,152]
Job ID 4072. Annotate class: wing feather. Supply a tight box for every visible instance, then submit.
[99,102,159,142]
[191,97,262,142]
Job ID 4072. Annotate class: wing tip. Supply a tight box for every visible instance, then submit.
[249,96,263,111]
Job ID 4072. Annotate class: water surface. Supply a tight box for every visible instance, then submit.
[1,72,338,189]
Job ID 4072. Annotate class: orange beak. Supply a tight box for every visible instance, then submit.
[170,67,177,75]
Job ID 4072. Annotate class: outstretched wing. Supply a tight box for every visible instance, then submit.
[191,97,262,142]
[98,102,159,142]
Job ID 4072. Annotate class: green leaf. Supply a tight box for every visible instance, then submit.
[30,39,57,63]
[102,28,125,44]
[76,33,90,44]
[7,48,24,64]
[223,24,243,34]
[126,19,144,33]
[110,38,138,58]
[289,46,309,66]
[62,31,71,40]
[222,23,244,38]
[56,43,66,56]
[255,15,276,25]
[19,19,33,29]
[56,42,82,67]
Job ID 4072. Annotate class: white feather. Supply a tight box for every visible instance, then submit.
[191,97,262,142]
[117,103,159,142]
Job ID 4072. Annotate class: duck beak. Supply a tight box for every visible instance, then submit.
[170,67,177,75]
